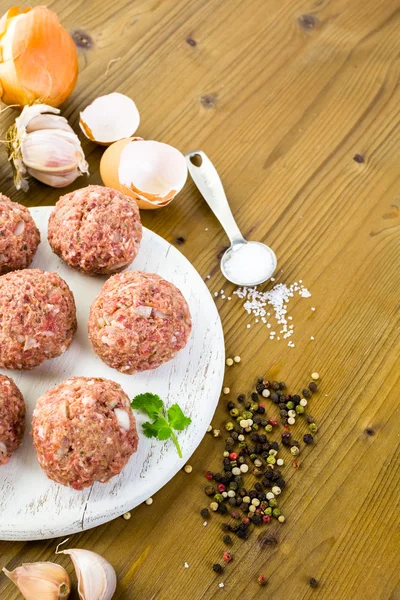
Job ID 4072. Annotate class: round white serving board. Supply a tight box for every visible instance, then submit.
[0,206,224,541]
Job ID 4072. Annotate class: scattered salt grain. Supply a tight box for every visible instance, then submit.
[219,583,225,588]
[228,296,232,300]
[214,292,218,297]
[311,307,316,311]
[184,562,189,568]
[206,275,211,280]
[221,295,226,299]
[247,324,251,329]
[203,521,208,527]
[310,336,315,340]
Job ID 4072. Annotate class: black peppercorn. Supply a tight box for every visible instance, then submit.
[282,438,291,447]
[223,534,232,545]
[302,388,311,398]
[229,482,238,491]
[251,514,262,525]
[230,523,239,532]
[271,381,279,391]
[250,432,259,442]
[201,508,210,519]
[221,523,230,532]
[249,490,257,499]
[278,402,286,410]
[260,419,268,427]
[244,401,252,410]
[254,482,262,492]
[279,381,286,389]
[257,376,264,383]
[304,433,314,444]
[256,383,265,394]
[281,431,291,439]
[226,436,234,445]
[218,504,228,515]
[239,487,247,497]
[234,475,242,484]
[257,406,265,414]
[270,392,279,403]
[270,441,279,451]
[258,434,267,444]
[228,497,237,506]
[276,478,286,489]
[291,440,300,448]
[308,577,318,588]
[204,485,215,496]
[251,392,259,402]
[223,457,230,466]
[213,564,223,573]
[237,394,246,403]
[225,444,233,453]
[309,381,318,393]
[280,409,288,418]
[227,401,235,410]
[253,415,262,424]
[292,394,301,405]
[305,415,315,424]
[258,492,266,501]
[237,529,248,539]
[239,502,248,511]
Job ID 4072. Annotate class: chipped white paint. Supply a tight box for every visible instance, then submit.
[0,207,224,541]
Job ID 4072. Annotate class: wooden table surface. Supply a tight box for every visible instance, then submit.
[1,0,400,598]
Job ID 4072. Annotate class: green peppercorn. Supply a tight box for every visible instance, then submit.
[214,493,224,503]
[267,456,276,465]
[268,498,277,508]
[265,424,273,433]
[286,401,294,410]
[250,453,257,461]
[230,408,239,418]
[238,442,247,449]
[309,423,318,433]
[252,423,259,431]
[243,411,253,419]
[250,402,259,412]
[272,508,281,518]
[296,405,305,414]
[264,507,272,515]
[225,422,234,431]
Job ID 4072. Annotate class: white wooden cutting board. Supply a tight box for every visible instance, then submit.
[0,207,224,541]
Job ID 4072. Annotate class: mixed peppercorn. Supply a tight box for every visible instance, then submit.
[201,372,320,581]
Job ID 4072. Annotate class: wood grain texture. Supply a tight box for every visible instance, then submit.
[0,0,400,598]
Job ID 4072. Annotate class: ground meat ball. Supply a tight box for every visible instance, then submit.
[48,185,142,275]
[0,375,25,465]
[32,377,138,489]
[0,194,40,274]
[0,269,77,370]
[88,271,192,373]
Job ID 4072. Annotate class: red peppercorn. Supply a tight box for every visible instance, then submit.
[223,551,232,563]
[268,418,278,426]
[231,510,240,519]
[217,483,226,493]
[242,517,251,525]
[259,403,265,408]
[205,471,213,480]
[229,452,238,461]
[256,508,263,514]
[257,574,267,586]
[262,515,271,524]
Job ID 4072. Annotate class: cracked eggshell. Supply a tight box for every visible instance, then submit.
[100,137,187,210]
[79,93,140,145]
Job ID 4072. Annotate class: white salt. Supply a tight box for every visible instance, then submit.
[223,243,275,285]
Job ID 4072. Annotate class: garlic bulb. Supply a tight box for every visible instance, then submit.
[6,104,89,191]
[3,562,71,599]
[57,548,116,600]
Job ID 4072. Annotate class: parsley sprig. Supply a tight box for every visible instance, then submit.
[131,393,192,458]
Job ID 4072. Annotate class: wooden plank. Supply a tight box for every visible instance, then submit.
[1,0,400,598]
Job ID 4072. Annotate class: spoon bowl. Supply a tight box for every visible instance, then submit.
[185,150,277,286]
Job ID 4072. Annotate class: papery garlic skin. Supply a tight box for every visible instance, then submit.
[58,548,116,600]
[0,6,78,107]
[3,561,71,599]
[6,104,89,191]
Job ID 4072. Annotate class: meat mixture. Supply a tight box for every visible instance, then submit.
[32,377,138,489]
[0,194,40,274]
[0,375,25,465]
[88,271,192,373]
[0,269,77,369]
[48,185,142,275]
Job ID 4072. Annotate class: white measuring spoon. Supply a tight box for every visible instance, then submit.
[186,150,277,286]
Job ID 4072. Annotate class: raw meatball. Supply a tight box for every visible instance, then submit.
[32,377,138,489]
[0,375,25,465]
[88,271,192,373]
[48,185,142,275]
[0,194,40,274]
[0,269,77,370]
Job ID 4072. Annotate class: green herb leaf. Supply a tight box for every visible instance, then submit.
[167,403,192,431]
[132,392,191,458]
[131,393,163,419]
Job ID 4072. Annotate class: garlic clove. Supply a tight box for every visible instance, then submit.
[57,548,116,600]
[27,166,82,188]
[26,113,73,134]
[80,93,140,145]
[15,104,61,133]
[118,140,187,206]
[22,130,84,172]
[3,562,71,599]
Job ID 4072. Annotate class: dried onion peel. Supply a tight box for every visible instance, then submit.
[80,93,140,145]
[100,137,187,210]
[0,6,78,107]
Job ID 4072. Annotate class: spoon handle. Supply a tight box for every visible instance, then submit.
[185,150,245,246]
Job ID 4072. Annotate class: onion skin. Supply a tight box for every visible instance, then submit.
[0,6,78,107]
